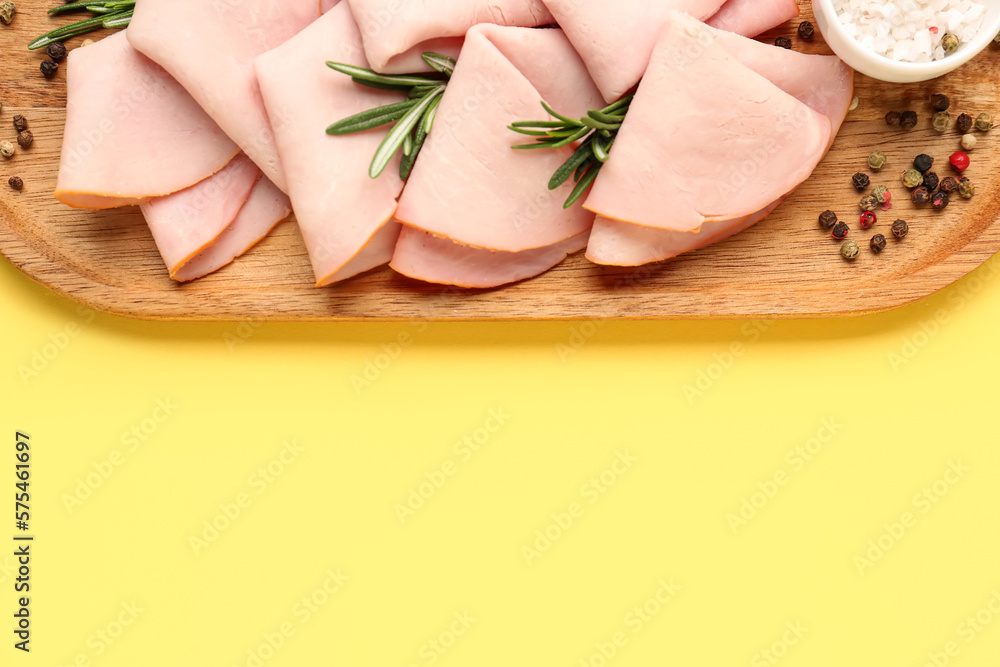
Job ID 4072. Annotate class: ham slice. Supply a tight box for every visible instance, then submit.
[394,24,604,253]
[127,0,321,193]
[542,0,727,102]
[140,153,260,279]
[391,226,588,288]
[707,0,800,37]
[583,12,831,234]
[255,2,404,286]
[55,32,238,210]
[346,0,553,72]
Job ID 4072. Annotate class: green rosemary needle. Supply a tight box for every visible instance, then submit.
[509,94,633,208]
[29,1,135,50]
[326,52,455,180]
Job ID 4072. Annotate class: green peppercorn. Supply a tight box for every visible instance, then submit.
[932,111,951,132]
[885,111,901,126]
[832,222,850,240]
[859,194,878,211]
[868,150,887,171]
[959,177,975,199]
[975,113,993,131]
[774,36,792,49]
[872,185,890,204]
[902,169,924,188]
[852,172,870,190]
[870,234,887,254]
[841,240,860,260]
[941,33,960,54]
[913,154,934,173]
[931,191,950,209]
[923,172,940,191]
[900,111,918,130]
[957,113,974,133]
[912,186,931,204]
[818,210,838,229]
[0,0,14,24]
[930,94,950,112]
[940,177,959,194]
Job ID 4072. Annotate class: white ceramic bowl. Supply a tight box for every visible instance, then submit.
[813,0,1000,82]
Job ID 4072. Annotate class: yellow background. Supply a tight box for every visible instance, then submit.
[2,255,999,667]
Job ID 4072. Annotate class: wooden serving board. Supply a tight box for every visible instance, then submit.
[1,3,999,321]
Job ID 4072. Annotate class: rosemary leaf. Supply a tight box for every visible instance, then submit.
[510,120,568,129]
[326,99,419,135]
[540,101,584,127]
[549,141,595,191]
[587,109,626,124]
[579,116,621,132]
[422,95,442,134]
[545,127,590,150]
[369,87,444,178]
[564,163,601,209]
[327,62,443,89]
[591,137,611,163]
[422,52,457,76]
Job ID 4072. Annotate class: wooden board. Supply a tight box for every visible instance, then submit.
[1,3,1000,321]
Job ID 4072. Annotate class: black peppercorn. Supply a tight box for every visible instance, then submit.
[885,111,901,126]
[12,114,27,132]
[870,234,887,253]
[922,171,940,191]
[774,36,792,49]
[912,186,931,204]
[913,154,934,173]
[797,21,815,40]
[900,111,918,129]
[8,176,22,191]
[832,222,850,240]
[930,94,950,112]
[46,42,67,62]
[957,113,974,133]
[16,130,32,148]
[818,210,838,229]
[931,191,950,209]
[940,176,959,193]
[891,219,909,239]
[852,172,870,191]
[40,60,58,78]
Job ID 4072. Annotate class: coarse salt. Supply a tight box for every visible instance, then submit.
[832,0,989,62]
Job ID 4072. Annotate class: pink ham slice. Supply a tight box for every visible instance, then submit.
[346,0,552,73]
[583,12,831,234]
[173,176,292,283]
[707,0,800,37]
[127,0,321,194]
[255,2,404,286]
[54,32,238,209]
[542,0,727,103]
[140,153,260,280]
[394,24,604,254]
[391,226,588,289]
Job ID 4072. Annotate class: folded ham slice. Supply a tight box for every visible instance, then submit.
[255,2,404,286]
[542,0,727,102]
[391,226,588,288]
[346,0,552,72]
[127,0,321,193]
[394,24,604,254]
[54,32,239,210]
[583,12,832,234]
[707,0,800,37]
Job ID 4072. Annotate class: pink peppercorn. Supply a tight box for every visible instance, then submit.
[950,151,970,172]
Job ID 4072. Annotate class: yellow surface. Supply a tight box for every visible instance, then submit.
[2,256,1000,667]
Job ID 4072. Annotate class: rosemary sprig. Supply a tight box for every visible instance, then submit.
[28,1,135,50]
[326,52,455,180]
[509,94,633,208]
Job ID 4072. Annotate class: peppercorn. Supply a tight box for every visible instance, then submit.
[932,111,951,132]
[797,21,814,40]
[870,234,887,254]
[949,151,970,172]
[0,140,13,158]
[80,38,94,47]
[940,177,959,193]
[859,194,878,211]
[912,186,931,204]
[957,113,974,133]
[885,111,901,126]
[818,210,838,229]
[930,94,951,112]
[774,36,792,49]
[872,185,890,204]
[891,219,909,239]
[900,111,918,130]
[859,211,877,229]
[40,60,58,79]
[868,150,887,171]
[941,33,960,54]
[841,240,860,261]
[16,130,32,148]
[959,177,975,199]
[852,172,870,191]
[961,134,977,151]
[12,114,26,132]
[0,0,14,24]
[8,176,22,191]
[975,113,993,131]
[902,169,924,189]
[922,172,940,191]
[832,222,849,240]
[46,42,66,62]
[931,191,950,209]
[913,154,934,173]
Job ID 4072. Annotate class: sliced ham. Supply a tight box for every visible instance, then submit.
[583,12,831,234]
[140,153,260,279]
[542,0,727,102]
[127,0,321,193]
[255,2,404,286]
[346,0,552,72]
[55,32,238,210]
[394,24,604,254]
[707,0,800,37]
[173,176,292,282]
[391,226,588,289]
